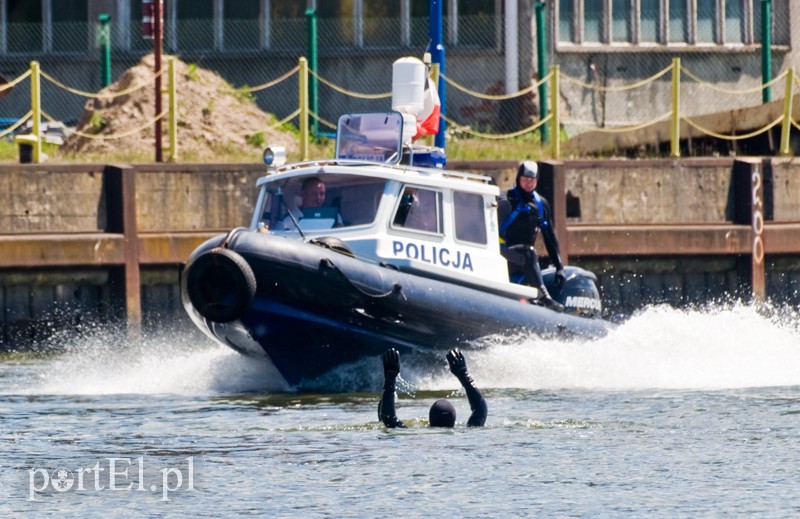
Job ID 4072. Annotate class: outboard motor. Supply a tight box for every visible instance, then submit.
[543,266,603,318]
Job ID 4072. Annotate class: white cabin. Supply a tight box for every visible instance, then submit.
[248,112,539,299]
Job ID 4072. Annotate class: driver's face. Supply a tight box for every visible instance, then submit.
[302,181,326,208]
[519,176,537,192]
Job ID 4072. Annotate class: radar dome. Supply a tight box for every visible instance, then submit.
[392,57,426,117]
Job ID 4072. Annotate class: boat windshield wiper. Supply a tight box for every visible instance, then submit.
[278,191,306,239]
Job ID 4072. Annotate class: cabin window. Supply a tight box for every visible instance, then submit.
[453,191,487,245]
[260,174,386,232]
[392,187,443,235]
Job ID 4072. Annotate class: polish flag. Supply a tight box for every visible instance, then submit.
[414,76,441,139]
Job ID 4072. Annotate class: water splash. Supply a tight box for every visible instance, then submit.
[4,328,288,396]
[441,303,800,391]
[4,303,800,395]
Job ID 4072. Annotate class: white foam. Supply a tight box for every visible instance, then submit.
[18,330,288,396]
[419,303,800,391]
[9,302,800,395]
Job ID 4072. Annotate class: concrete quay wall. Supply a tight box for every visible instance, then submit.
[1,158,799,347]
[4,159,799,233]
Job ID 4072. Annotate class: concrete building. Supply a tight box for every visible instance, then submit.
[548,1,797,137]
[0,1,795,141]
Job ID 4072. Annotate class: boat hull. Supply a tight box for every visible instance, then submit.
[182,229,613,385]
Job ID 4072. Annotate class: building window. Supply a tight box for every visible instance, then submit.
[724,0,744,43]
[751,0,788,45]
[52,0,88,52]
[177,0,213,50]
[268,0,305,51]
[364,1,400,48]
[668,0,688,43]
[223,0,259,50]
[317,0,351,48]
[410,0,429,46]
[611,0,632,43]
[7,0,42,53]
[559,0,575,43]
[557,0,781,48]
[1,0,501,57]
[752,0,762,42]
[3,0,89,54]
[584,1,604,43]
[640,0,661,43]
[454,0,497,48]
[695,0,716,43]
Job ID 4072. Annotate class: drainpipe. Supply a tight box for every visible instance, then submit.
[535,1,548,144]
[761,0,771,103]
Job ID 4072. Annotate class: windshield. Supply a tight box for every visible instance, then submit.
[258,174,388,232]
[336,112,403,164]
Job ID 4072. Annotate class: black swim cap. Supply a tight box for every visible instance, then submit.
[429,399,456,427]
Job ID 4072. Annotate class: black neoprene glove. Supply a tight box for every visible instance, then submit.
[446,349,469,379]
[382,348,400,380]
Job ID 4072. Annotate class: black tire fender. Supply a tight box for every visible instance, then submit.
[185,248,256,322]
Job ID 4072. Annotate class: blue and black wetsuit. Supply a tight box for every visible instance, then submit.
[498,186,564,288]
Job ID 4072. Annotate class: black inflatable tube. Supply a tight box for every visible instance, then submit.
[185,247,257,323]
[218,231,613,341]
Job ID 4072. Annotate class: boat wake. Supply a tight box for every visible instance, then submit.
[4,302,800,396]
[310,302,800,392]
[5,329,287,397]
[426,302,800,391]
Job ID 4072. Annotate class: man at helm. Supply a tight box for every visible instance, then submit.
[378,348,487,428]
[498,161,566,309]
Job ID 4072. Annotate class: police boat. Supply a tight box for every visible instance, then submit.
[181,60,612,387]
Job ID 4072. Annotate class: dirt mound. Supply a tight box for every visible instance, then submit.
[62,54,297,161]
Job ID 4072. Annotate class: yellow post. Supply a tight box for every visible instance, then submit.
[167,57,178,162]
[550,65,560,159]
[426,63,440,148]
[30,61,42,163]
[299,57,309,161]
[670,57,681,158]
[780,68,794,156]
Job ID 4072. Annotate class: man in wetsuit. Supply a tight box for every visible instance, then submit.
[378,348,487,428]
[498,160,566,309]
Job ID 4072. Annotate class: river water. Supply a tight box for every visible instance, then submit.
[2,303,800,516]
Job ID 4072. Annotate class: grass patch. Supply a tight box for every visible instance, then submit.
[88,112,107,134]
[0,140,61,163]
[1,131,551,164]
[446,135,546,161]
[55,147,156,164]
[233,85,256,104]
[245,132,265,148]
[186,63,199,82]
[0,140,17,161]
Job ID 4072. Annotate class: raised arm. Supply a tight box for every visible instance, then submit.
[539,197,566,289]
[446,349,488,427]
[378,348,406,428]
